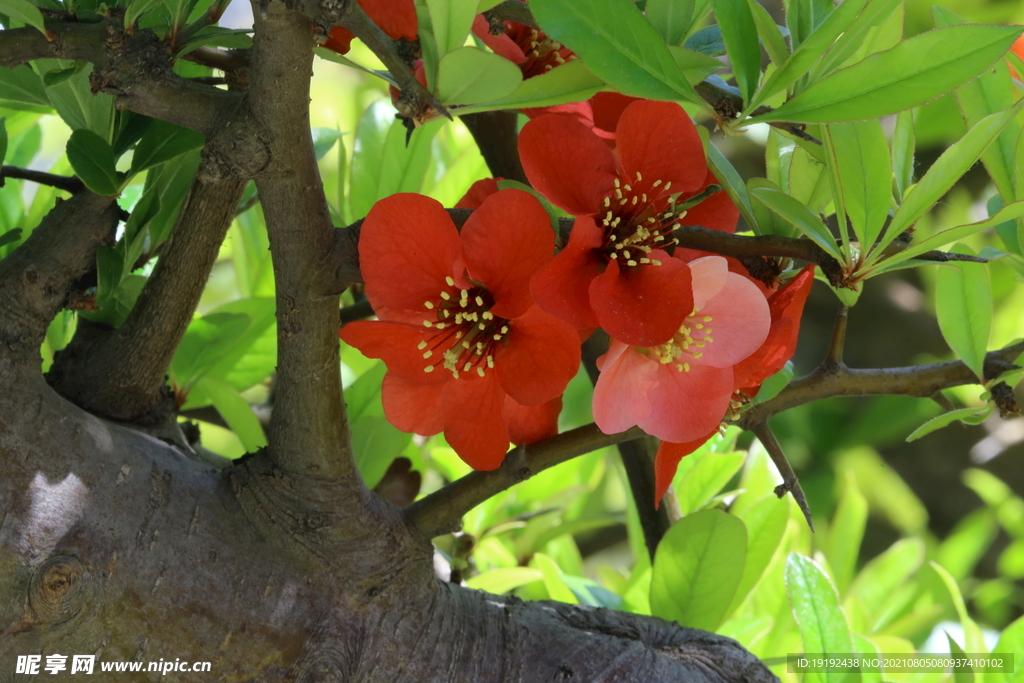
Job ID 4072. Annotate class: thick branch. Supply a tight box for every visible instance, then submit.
[0,21,240,135]
[405,423,644,538]
[738,341,1024,428]
[248,1,361,484]
[0,192,119,363]
[47,171,245,424]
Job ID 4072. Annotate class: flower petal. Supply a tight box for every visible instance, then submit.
[682,171,739,233]
[339,321,450,384]
[323,26,355,54]
[592,340,659,435]
[688,255,729,310]
[495,306,581,405]
[359,193,463,313]
[590,253,693,347]
[359,0,418,40]
[519,114,616,215]
[440,376,510,470]
[455,177,501,209]
[473,15,526,63]
[693,272,771,368]
[382,372,444,435]
[462,189,555,319]
[654,433,717,505]
[590,91,641,138]
[641,363,732,443]
[616,101,706,195]
[505,395,562,445]
[530,216,605,330]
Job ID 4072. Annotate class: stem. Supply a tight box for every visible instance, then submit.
[826,305,848,366]
[751,422,814,531]
[1,166,85,194]
[460,111,528,184]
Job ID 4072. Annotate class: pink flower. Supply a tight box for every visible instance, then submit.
[591,255,770,443]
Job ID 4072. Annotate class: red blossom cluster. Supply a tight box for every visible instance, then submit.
[340,93,813,499]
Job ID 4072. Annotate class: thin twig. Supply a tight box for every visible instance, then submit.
[1,166,85,194]
[826,305,848,366]
[752,422,814,532]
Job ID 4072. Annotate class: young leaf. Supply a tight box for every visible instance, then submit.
[826,120,891,250]
[710,0,760,104]
[436,46,523,105]
[872,104,1024,262]
[891,109,915,201]
[465,567,543,594]
[750,184,844,261]
[650,509,747,631]
[66,129,120,196]
[42,60,115,141]
[682,25,724,57]
[824,473,867,595]
[728,496,789,616]
[750,24,1024,124]
[311,127,340,160]
[746,0,789,67]
[930,562,988,654]
[426,0,477,55]
[906,405,993,443]
[0,117,7,166]
[129,120,205,176]
[0,0,52,37]
[786,553,855,683]
[452,60,603,115]
[935,244,991,382]
[350,415,411,489]
[530,0,703,105]
[172,312,253,392]
[809,0,903,81]
[195,376,267,453]
[673,451,746,515]
[646,0,695,46]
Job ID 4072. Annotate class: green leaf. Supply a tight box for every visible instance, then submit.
[846,537,924,619]
[311,127,340,160]
[703,129,759,233]
[872,105,1024,263]
[669,46,726,85]
[931,562,987,654]
[934,244,991,381]
[650,509,747,631]
[810,0,903,81]
[749,0,870,111]
[0,0,51,36]
[933,6,1020,202]
[786,553,855,683]
[786,0,833,50]
[201,298,277,392]
[786,147,831,215]
[0,65,50,107]
[711,0,759,104]
[129,119,205,176]
[0,117,7,166]
[465,567,543,594]
[752,361,795,404]
[350,415,411,489]
[194,376,267,453]
[825,120,891,250]
[905,405,992,442]
[175,26,253,57]
[40,60,115,141]
[436,46,524,105]
[427,0,477,55]
[66,129,120,196]
[530,0,702,105]
[750,184,844,260]
[989,615,1024,683]
[891,108,915,201]
[453,59,604,115]
[124,0,166,29]
[674,451,745,515]
[0,228,23,249]
[729,495,789,616]
[746,0,789,66]
[750,24,1024,124]
[683,25,724,57]
[172,312,253,392]
[646,0,695,46]
[937,509,998,582]
[825,473,867,595]
[531,552,579,603]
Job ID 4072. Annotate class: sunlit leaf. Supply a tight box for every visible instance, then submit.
[934,244,991,381]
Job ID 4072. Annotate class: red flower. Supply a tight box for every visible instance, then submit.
[455,177,502,209]
[649,265,815,505]
[323,0,418,55]
[591,255,770,444]
[339,190,581,470]
[521,100,712,346]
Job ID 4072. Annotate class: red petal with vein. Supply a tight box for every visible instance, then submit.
[323,26,355,54]
[592,341,659,435]
[505,395,562,445]
[382,372,444,435]
[495,306,581,406]
[688,255,728,310]
[530,216,605,330]
[522,101,594,128]
[734,265,815,391]
[462,189,554,319]
[455,177,501,209]
[359,193,462,313]
[472,15,526,63]
[519,114,616,215]
[616,101,706,195]
[441,376,510,470]
[654,433,716,505]
[641,363,732,443]
[590,91,641,137]
[683,171,739,233]
[359,0,418,40]
[339,321,449,385]
[590,254,693,347]
[692,272,771,369]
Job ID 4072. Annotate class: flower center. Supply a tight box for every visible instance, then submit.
[650,308,714,372]
[598,172,684,269]
[419,276,511,379]
[510,24,577,77]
